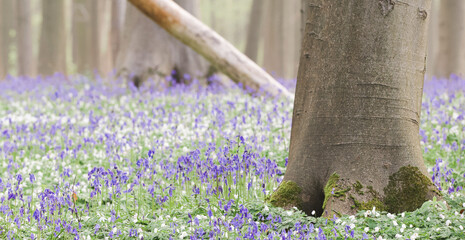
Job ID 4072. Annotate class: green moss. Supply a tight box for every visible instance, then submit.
[384,166,440,213]
[323,173,340,209]
[351,196,387,211]
[353,181,364,195]
[269,180,302,208]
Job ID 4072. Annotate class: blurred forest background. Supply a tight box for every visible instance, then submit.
[0,0,459,82]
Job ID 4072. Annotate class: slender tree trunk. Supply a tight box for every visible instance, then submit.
[38,0,67,75]
[1,0,16,77]
[244,0,264,62]
[0,5,4,79]
[72,0,91,73]
[425,0,439,80]
[89,0,102,74]
[433,0,465,78]
[282,0,301,79]
[263,0,284,77]
[110,0,125,66]
[271,0,438,217]
[17,0,34,76]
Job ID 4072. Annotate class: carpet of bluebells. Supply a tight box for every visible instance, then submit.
[0,73,464,240]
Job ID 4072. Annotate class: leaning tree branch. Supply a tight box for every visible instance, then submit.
[128,0,294,99]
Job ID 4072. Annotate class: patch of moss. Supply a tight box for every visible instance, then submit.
[269,180,302,209]
[353,181,364,195]
[351,196,387,211]
[384,166,440,213]
[322,173,340,209]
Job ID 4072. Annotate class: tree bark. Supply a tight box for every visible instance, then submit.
[433,0,465,78]
[127,0,292,98]
[0,4,4,79]
[110,0,125,66]
[425,0,439,80]
[244,0,264,62]
[17,0,34,76]
[72,0,92,73]
[1,0,16,78]
[117,0,209,86]
[263,0,284,78]
[38,0,67,75]
[271,0,438,217]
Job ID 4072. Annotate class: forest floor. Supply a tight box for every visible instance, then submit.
[0,74,464,239]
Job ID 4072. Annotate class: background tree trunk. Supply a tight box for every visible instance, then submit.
[433,0,465,78]
[425,0,439,80]
[0,4,4,79]
[39,0,67,75]
[263,0,284,78]
[72,0,91,73]
[272,0,438,217]
[1,0,17,77]
[116,0,209,86]
[110,0,126,66]
[17,0,34,76]
[244,0,264,62]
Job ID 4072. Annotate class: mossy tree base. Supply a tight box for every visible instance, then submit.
[322,166,441,218]
[268,180,303,210]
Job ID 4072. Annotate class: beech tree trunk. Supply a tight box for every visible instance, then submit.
[72,0,92,73]
[110,0,125,66]
[244,0,264,62]
[263,0,284,77]
[271,0,439,217]
[433,0,465,78]
[127,0,292,98]
[17,0,34,76]
[38,0,67,75]
[0,5,4,79]
[117,0,209,86]
[1,0,16,77]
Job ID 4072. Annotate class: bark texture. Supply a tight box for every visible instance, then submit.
[110,0,125,65]
[38,0,67,75]
[17,0,34,76]
[263,0,301,79]
[126,0,292,98]
[1,0,16,78]
[425,0,439,80]
[244,0,264,62]
[274,0,438,217]
[72,0,92,73]
[0,5,4,79]
[117,0,209,86]
[433,0,465,78]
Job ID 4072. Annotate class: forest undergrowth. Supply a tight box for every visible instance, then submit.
[0,73,464,239]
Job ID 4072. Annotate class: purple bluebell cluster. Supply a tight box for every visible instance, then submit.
[0,73,463,239]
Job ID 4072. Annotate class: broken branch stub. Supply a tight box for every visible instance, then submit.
[128,0,294,99]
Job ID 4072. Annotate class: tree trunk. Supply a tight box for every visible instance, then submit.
[263,0,284,77]
[72,0,92,73]
[17,0,34,76]
[110,0,125,66]
[117,0,209,86]
[1,0,16,77]
[244,0,264,62]
[38,0,67,75]
[433,0,465,78]
[0,4,4,79]
[270,0,439,217]
[425,0,439,80]
[282,0,301,79]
